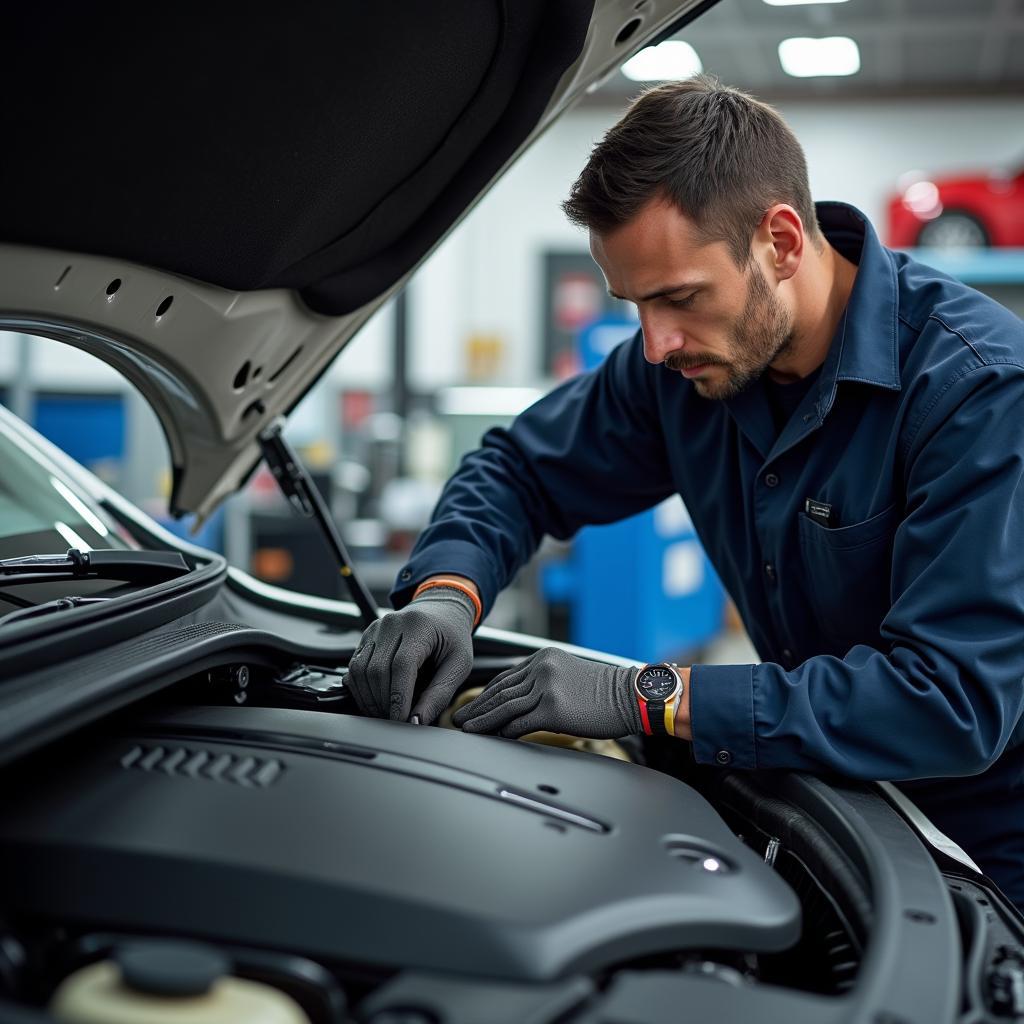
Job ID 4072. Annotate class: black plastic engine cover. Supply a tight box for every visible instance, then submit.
[0,706,800,980]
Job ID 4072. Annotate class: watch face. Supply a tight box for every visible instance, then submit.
[636,664,678,701]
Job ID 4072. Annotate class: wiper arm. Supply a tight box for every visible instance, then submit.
[0,595,111,630]
[0,548,191,587]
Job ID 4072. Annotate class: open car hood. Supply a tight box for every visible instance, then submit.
[0,1,715,523]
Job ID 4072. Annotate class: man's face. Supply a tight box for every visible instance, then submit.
[591,196,794,400]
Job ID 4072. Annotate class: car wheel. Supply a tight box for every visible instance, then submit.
[916,211,990,249]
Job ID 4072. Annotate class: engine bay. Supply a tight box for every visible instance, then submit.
[0,653,1021,1023]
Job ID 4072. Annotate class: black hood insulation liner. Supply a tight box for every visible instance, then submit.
[0,2,594,315]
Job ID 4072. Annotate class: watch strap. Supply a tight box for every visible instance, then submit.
[638,696,654,736]
[647,698,669,737]
[648,697,678,737]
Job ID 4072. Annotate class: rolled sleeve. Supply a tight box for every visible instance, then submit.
[689,662,757,769]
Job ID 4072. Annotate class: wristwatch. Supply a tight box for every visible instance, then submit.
[634,662,685,737]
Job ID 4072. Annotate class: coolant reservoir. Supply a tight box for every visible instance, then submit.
[50,941,310,1024]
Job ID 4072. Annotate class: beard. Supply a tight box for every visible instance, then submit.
[665,262,794,400]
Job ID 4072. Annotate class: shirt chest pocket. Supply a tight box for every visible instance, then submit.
[798,503,899,653]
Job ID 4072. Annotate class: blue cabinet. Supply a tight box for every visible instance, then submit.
[570,498,726,663]
[33,392,124,470]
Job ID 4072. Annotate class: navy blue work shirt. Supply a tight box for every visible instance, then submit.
[392,202,1024,906]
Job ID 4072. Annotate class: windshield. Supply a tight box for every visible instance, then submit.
[0,412,136,615]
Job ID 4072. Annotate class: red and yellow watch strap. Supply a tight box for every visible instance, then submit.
[638,694,677,737]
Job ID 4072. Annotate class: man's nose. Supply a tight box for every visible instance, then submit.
[638,309,684,365]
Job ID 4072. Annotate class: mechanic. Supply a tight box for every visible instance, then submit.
[347,76,1024,909]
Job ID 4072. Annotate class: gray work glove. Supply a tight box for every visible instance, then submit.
[346,586,476,724]
[451,647,643,739]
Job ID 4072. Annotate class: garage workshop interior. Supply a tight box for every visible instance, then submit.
[1,2,1024,1023]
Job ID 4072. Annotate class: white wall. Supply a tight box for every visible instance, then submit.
[0,332,139,391]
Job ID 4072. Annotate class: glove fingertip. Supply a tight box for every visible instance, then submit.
[498,717,530,739]
[409,695,442,727]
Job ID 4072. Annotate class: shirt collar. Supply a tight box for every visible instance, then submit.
[814,201,901,395]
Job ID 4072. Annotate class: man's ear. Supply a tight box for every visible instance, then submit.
[755,204,803,283]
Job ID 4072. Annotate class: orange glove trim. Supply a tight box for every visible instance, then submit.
[411,578,483,628]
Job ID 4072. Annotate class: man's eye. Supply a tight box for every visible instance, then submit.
[668,293,697,309]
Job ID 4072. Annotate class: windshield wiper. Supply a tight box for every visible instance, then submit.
[0,595,111,630]
[0,548,191,587]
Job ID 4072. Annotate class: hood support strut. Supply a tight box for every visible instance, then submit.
[258,419,378,629]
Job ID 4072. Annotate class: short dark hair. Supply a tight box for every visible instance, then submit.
[563,74,821,264]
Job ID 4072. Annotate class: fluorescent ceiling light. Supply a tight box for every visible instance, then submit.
[763,0,849,6]
[622,40,702,82]
[778,36,860,77]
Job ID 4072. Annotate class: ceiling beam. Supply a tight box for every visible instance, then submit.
[873,0,907,90]
[978,0,1016,80]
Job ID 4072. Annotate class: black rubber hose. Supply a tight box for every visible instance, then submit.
[715,772,874,944]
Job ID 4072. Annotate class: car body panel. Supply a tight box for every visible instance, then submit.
[886,168,1024,248]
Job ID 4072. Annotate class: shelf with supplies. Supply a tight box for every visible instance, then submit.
[900,248,1024,284]
[899,248,1024,319]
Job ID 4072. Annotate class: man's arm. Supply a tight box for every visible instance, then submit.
[349,334,675,724]
[453,362,1024,770]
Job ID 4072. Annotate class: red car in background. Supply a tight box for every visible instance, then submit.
[886,164,1024,249]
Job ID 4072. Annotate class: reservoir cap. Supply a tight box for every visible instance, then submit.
[115,942,229,998]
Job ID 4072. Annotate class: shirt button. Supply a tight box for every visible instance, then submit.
[764,562,777,582]
[715,750,732,766]
[765,473,780,488]
[399,568,412,582]
[782,648,794,662]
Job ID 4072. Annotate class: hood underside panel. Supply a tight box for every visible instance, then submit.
[1,2,593,317]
